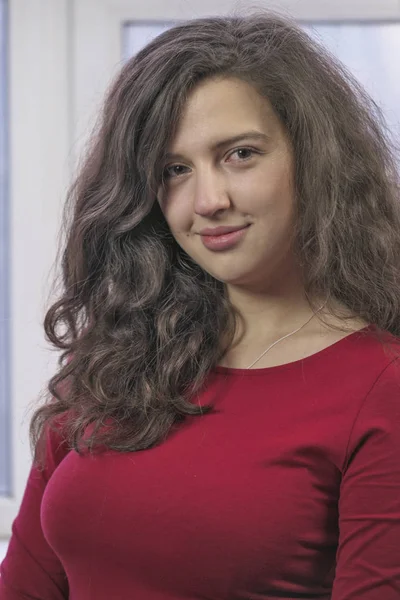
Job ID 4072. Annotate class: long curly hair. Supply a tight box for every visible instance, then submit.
[30,11,400,463]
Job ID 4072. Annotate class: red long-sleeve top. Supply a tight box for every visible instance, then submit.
[1,324,400,599]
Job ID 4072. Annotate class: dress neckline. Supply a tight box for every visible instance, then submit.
[214,324,376,376]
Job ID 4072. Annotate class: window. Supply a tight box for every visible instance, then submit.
[305,22,400,141]
[123,21,400,144]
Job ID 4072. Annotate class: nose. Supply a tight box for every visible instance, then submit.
[193,167,231,217]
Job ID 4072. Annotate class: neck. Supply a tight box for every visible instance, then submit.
[226,283,322,346]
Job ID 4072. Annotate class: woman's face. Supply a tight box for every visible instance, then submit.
[158,76,298,293]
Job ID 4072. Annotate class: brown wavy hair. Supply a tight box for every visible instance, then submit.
[30,10,400,463]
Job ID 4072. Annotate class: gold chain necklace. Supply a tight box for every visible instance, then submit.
[246,303,327,369]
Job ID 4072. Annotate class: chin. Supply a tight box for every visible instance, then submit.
[205,268,254,287]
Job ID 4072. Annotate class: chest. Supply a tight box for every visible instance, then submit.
[41,376,349,596]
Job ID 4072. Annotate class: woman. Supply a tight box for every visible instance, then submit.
[1,11,400,600]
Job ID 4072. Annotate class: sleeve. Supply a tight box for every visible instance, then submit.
[332,358,400,599]
[0,418,70,599]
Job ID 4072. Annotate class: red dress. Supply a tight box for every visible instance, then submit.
[1,325,400,599]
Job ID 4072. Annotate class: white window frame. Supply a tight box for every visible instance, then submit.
[1,0,400,538]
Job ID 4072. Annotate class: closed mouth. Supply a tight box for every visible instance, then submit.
[199,224,250,237]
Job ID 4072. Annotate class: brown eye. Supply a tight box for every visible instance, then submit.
[228,147,258,162]
[163,165,190,180]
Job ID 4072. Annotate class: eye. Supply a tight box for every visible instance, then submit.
[227,147,258,162]
[162,147,259,182]
[162,164,190,181]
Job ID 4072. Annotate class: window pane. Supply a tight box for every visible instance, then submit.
[305,23,400,141]
[0,0,10,497]
[123,21,400,144]
[122,21,176,61]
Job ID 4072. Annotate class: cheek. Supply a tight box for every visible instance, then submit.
[248,164,294,214]
[234,176,277,215]
[160,191,192,234]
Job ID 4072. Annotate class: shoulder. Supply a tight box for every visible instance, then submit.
[343,346,400,472]
[359,325,400,412]
[363,353,400,414]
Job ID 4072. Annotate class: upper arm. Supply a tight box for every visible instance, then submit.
[332,359,400,599]
[0,420,70,599]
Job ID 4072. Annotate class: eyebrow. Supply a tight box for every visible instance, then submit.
[164,130,270,161]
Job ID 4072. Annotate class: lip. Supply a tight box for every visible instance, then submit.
[199,224,249,236]
[199,224,250,251]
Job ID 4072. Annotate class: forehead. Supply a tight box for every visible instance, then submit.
[167,77,283,154]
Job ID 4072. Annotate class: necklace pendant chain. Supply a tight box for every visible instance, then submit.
[246,303,326,370]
